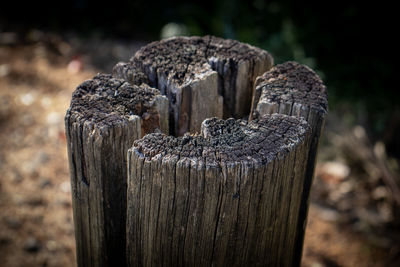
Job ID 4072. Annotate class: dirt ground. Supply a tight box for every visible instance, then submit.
[0,40,397,267]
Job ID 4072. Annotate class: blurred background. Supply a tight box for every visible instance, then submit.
[0,1,398,266]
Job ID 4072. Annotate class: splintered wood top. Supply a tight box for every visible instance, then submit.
[132,113,309,166]
[254,61,328,115]
[133,35,271,86]
[67,74,161,127]
[66,36,326,160]
[67,36,274,130]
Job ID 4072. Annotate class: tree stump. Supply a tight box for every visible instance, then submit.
[65,36,327,267]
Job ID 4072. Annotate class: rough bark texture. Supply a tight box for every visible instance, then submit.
[250,61,328,265]
[66,37,327,267]
[127,114,311,266]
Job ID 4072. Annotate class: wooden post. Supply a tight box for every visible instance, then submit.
[65,74,169,266]
[65,37,327,266]
[127,114,313,266]
[249,61,328,265]
[66,36,272,266]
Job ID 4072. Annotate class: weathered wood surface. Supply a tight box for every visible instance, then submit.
[65,36,327,267]
[65,74,168,267]
[127,114,311,266]
[249,61,328,265]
